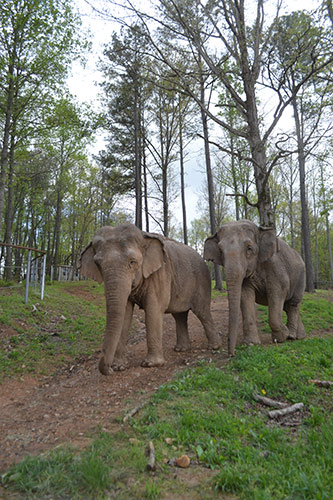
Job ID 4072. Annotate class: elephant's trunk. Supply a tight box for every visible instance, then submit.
[99,270,131,375]
[225,268,244,357]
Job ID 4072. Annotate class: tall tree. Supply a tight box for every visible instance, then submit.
[268,10,333,290]
[40,96,93,273]
[0,0,86,236]
[99,24,151,229]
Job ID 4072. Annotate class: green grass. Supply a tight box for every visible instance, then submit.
[0,281,106,381]
[1,282,332,498]
[2,335,333,499]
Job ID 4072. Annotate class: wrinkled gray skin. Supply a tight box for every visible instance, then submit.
[204,220,306,357]
[79,223,222,375]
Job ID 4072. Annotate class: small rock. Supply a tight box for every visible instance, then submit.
[176,455,190,468]
[129,438,140,445]
[165,437,173,445]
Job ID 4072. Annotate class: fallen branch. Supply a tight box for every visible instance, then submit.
[123,403,144,423]
[253,394,287,408]
[146,441,156,471]
[268,403,304,419]
[308,379,333,387]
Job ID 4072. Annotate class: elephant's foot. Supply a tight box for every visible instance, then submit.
[271,331,287,343]
[174,342,191,352]
[286,331,297,341]
[112,358,129,371]
[207,339,223,350]
[98,356,113,376]
[297,321,306,339]
[271,324,288,343]
[242,337,261,346]
[141,355,165,368]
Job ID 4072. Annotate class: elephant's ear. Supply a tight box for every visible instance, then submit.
[142,233,165,278]
[204,234,224,265]
[258,226,279,263]
[78,242,103,284]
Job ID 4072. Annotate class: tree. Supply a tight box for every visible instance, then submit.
[0,0,86,236]
[99,24,151,229]
[267,10,333,290]
[39,97,94,273]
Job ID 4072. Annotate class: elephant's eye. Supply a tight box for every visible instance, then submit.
[129,258,137,268]
[246,244,255,256]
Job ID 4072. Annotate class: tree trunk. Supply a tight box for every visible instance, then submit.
[320,162,333,282]
[4,135,16,280]
[179,101,188,245]
[0,59,15,237]
[142,110,149,232]
[230,134,240,220]
[134,83,142,229]
[199,75,223,290]
[292,97,314,292]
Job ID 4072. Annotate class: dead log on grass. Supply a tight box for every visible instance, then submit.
[146,441,156,471]
[308,379,333,387]
[253,394,287,408]
[268,403,304,419]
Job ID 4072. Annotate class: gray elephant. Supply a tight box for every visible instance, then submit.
[79,223,222,375]
[204,220,306,357]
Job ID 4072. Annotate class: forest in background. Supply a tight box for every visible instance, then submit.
[0,0,332,291]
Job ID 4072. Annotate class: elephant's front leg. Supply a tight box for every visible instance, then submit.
[241,285,261,345]
[173,311,191,352]
[112,301,134,371]
[267,294,289,343]
[141,295,165,367]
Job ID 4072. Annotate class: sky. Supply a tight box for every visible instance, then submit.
[67,0,323,228]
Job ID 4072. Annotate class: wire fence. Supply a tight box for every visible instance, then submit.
[0,243,46,303]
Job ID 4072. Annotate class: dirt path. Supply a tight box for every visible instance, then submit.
[0,296,232,472]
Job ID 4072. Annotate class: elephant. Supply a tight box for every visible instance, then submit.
[204,220,306,357]
[78,223,222,375]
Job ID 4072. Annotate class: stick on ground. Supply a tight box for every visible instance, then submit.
[253,394,287,408]
[308,379,333,387]
[123,403,144,423]
[146,441,156,471]
[268,402,304,419]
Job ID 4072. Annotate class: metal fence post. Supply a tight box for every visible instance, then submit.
[33,259,38,290]
[25,250,32,304]
[40,253,46,300]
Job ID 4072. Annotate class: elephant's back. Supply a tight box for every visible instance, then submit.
[165,239,210,278]
[164,239,212,309]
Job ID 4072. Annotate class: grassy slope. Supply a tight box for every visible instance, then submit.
[0,282,332,499]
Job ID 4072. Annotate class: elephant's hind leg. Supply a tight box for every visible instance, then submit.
[173,311,191,352]
[284,301,305,340]
[296,316,306,339]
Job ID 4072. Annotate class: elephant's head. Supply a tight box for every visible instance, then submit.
[78,223,166,374]
[204,220,278,356]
